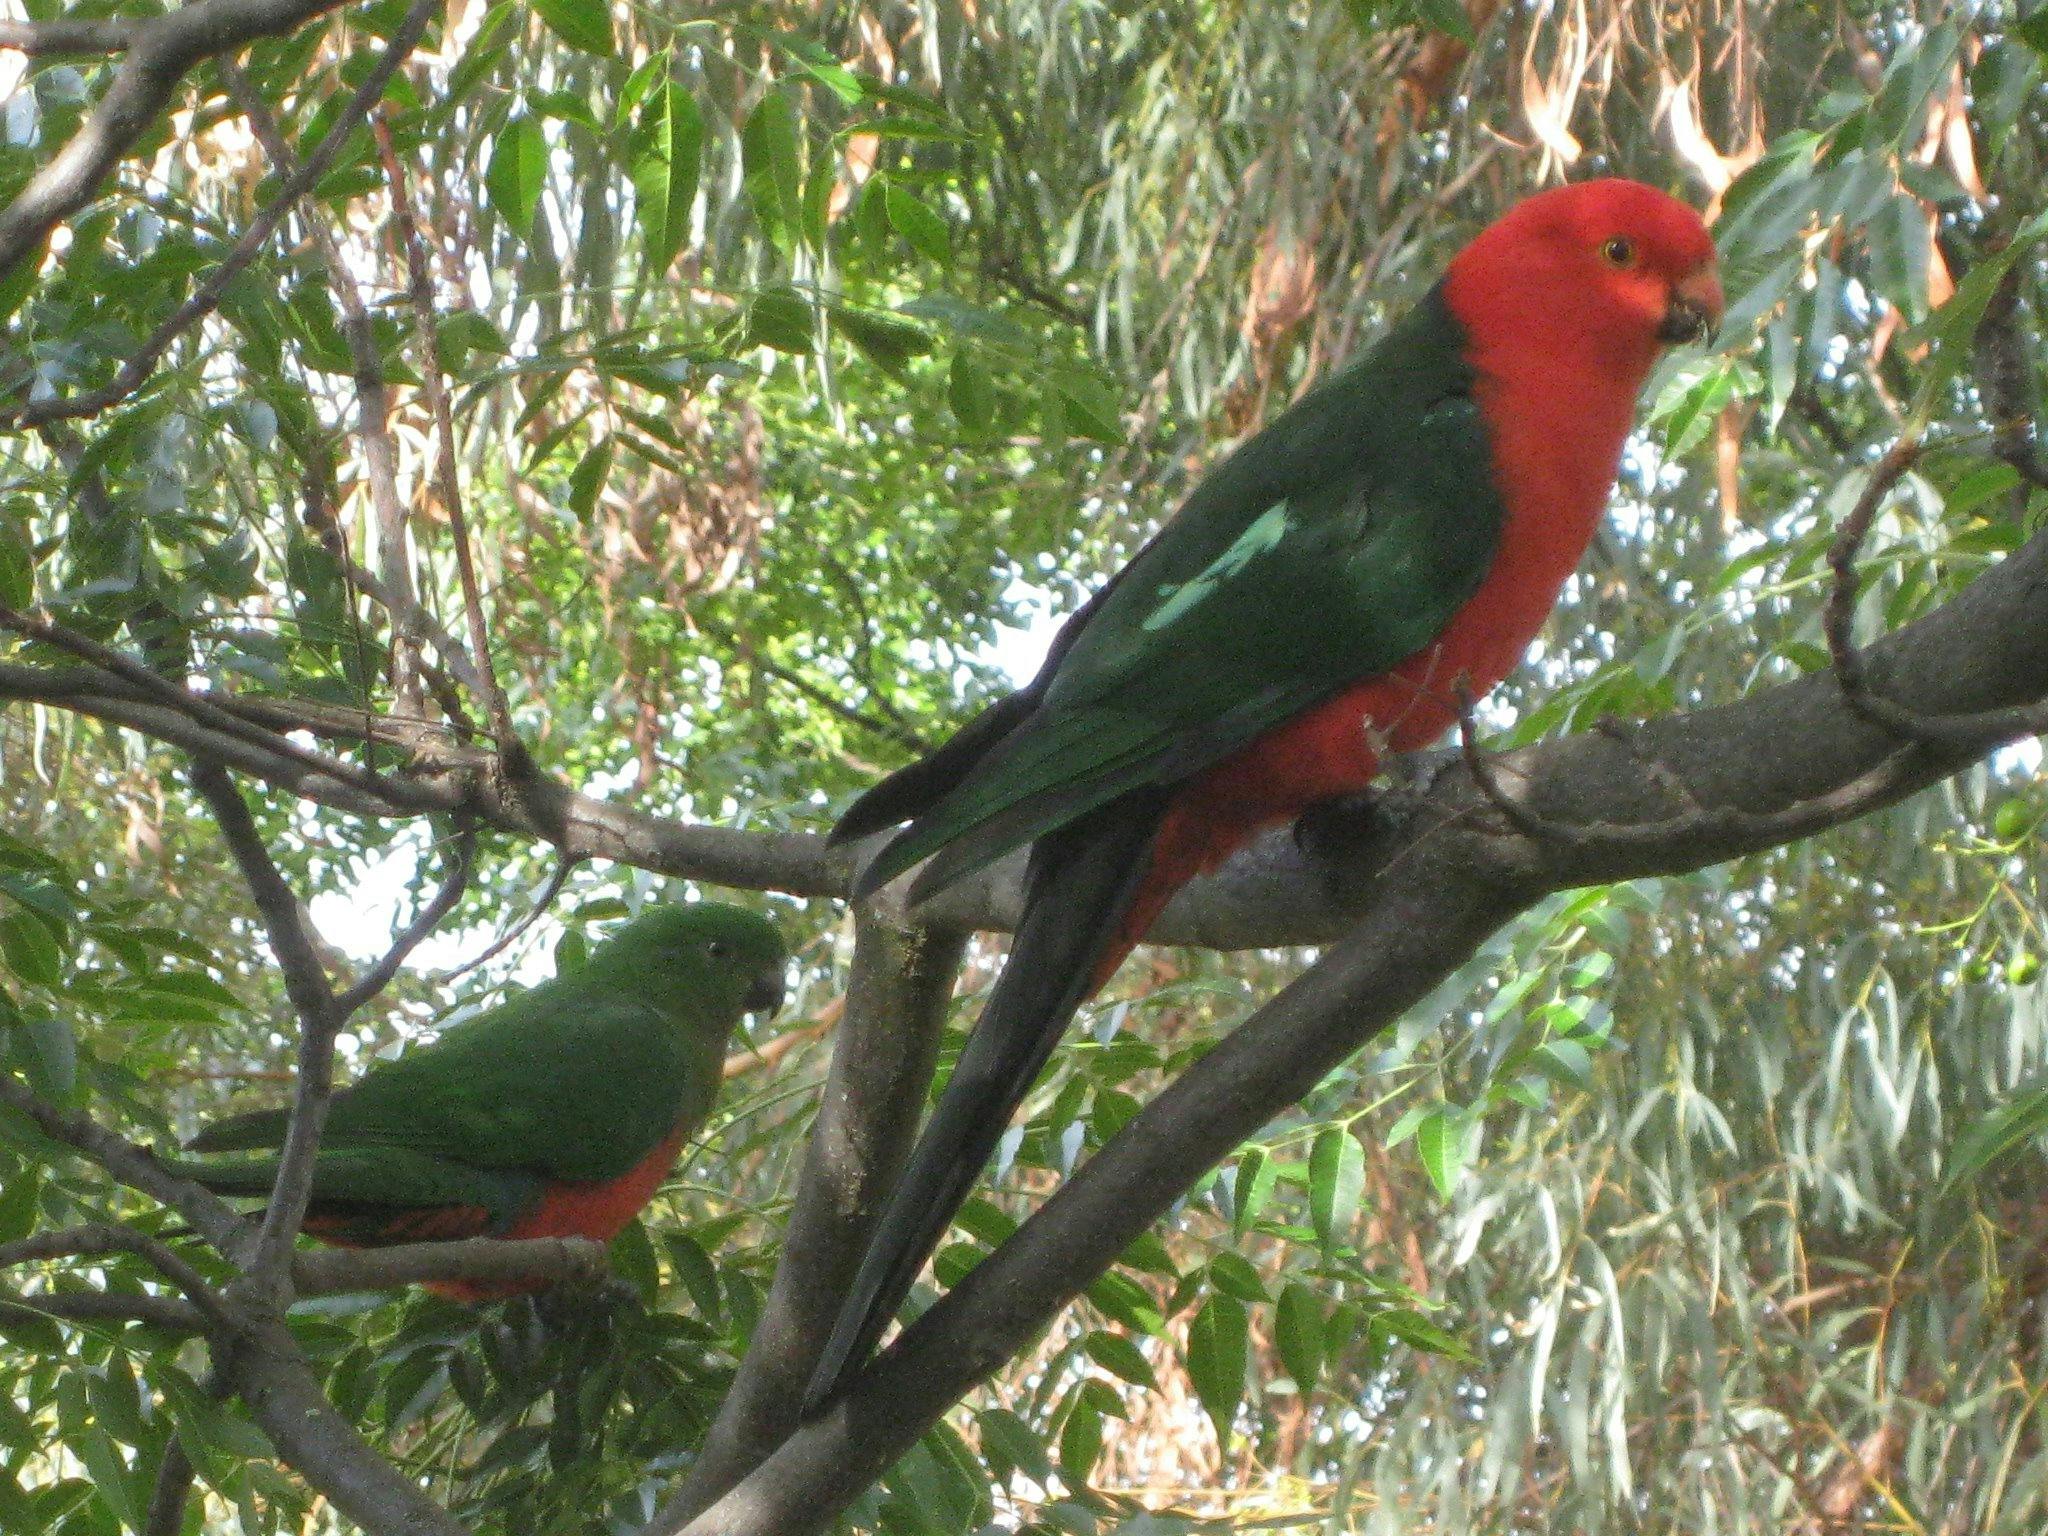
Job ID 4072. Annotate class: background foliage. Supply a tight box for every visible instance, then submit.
[3,0,2047,1532]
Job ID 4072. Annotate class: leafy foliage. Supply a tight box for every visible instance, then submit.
[2,0,2047,1533]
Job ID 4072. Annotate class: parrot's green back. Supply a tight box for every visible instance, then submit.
[844,284,1504,897]
[178,904,787,1237]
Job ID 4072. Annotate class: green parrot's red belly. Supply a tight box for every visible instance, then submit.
[308,1124,694,1303]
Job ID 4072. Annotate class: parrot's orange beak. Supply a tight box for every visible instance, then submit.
[1659,265,1724,346]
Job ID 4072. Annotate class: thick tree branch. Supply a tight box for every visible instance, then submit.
[221,1316,474,1536]
[0,0,432,385]
[669,519,2048,1535]
[661,916,968,1526]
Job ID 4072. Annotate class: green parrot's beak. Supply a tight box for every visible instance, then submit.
[744,967,787,1015]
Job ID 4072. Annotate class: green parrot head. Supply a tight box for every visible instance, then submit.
[595,902,790,1021]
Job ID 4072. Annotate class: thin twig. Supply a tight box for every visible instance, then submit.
[428,850,577,985]
[219,57,432,715]
[1455,681,1929,854]
[0,1284,206,1331]
[1824,438,2048,746]
[334,820,477,1016]
[0,604,423,807]
[374,113,523,766]
[2,0,438,425]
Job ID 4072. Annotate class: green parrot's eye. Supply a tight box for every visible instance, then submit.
[708,940,729,958]
[1600,236,1637,269]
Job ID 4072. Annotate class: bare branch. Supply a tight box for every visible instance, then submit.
[188,761,341,1288]
[376,114,522,763]
[0,1224,239,1333]
[1972,258,2048,495]
[145,1434,198,1536]
[1825,438,2048,746]
[0,0,438,414]
[334,819,476,1016]
[0,1284,206,1332]
[218,56,432,713]
[222,1316,475,1536]
[0,1072,251,1256]
[292,1235,609,1295]
[0,605,426,808]
[0,17,135,54]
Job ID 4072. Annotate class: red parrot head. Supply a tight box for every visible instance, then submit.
[1445,177,1722,388]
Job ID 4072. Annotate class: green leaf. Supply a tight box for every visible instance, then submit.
[1944,1081,2048,1192]
[531,0,612,56]
[742,88,803,247]
[1308,1125,1364,1252]
[1184,1294,1248,1445]
[486,115,548,237]
[1415,1108,1472,1200]
[883,180,950,265]
[0,522,32,609]
[1866,192,1931,322]
[0,910,63,988]
[976,1407,1052,1485]
[77,1426,141,1532]
[1232,1145,1277,1239]
[947,349,997,432]
[1373,1306,1476,1364]
[744,286,815,354]
[1275,1281,1326,1394]
[630,79,702,275]
[1204,1251,1270,1304]
[1081,1330,1155,1389]
[567,437,612,522]
[1414,0,1477,43]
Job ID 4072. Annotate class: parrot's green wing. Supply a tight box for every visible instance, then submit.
[170,1146,545,1236]
[852,285,1504,897]
[312,979,723,1184]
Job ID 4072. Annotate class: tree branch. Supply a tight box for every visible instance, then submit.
[220,1316,474,1536]
[660,916,968,1526]
[0,1072,252,1257]
[0,18,135,54]
[0,1224,238,1332]
[188,761,342,1289]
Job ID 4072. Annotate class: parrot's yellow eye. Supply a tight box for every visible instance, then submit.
[1600,236,1637,269]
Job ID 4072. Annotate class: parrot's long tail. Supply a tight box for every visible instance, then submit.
[803,790,1172,1414]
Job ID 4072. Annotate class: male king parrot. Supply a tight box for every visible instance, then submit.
[179,902,787,1299]
[806,178,1721,1406]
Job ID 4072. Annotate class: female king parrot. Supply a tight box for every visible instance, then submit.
[179,902,787,1299]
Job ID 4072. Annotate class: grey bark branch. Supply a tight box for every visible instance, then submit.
[189,761,343,1290]
[659,915,968,1528]
[221,1317,473,1536]
[0,17,135,53]
[0,1072,252,1256]
[665,522,2048,1536]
